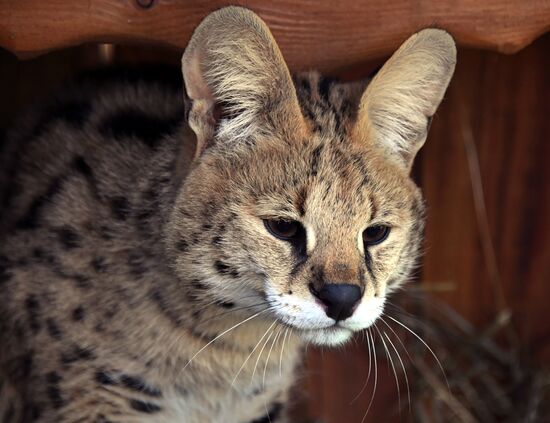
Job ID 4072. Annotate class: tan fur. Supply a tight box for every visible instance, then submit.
[0,6,455,422]
[355,28,456,168]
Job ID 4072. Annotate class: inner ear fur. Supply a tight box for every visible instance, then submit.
[355,29,457,170]
[182,6,305,157]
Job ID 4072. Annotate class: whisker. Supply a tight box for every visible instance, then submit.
[251,326,275,383]
[376,324,401,415]
[183,309,269,371]
[361,329,378,423]
[263,327,282,389]
[196,292,261,309]
[351,327,373,404]
[379,316,414,412]
[384,330,411,413]
[231,320,277,387]
[379,316,414,364]
[279,328,290,377]
[196,301,270,327]
[385,314,449,389]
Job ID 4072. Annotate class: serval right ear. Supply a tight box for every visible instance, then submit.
[182,6,306,158]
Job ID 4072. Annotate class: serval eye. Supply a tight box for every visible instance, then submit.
[264,219,301,241]
[363,225,390,246]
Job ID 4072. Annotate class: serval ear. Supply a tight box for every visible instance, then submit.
[354,29,456,171]
[182,6,305,158]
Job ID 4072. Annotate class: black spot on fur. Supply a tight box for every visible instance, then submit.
[20,353,33,378]
[250,402,283,423]
[318,76,337,104]
[295,185,308,217]
[54,226,81,249]
[310,144,324,177]
[190,279,208,290]
[95,370,116,386]
[18,402,42,421]
[45,372,64,409]
[73,274,92,289]
[91,256,107,272]
[176,239,189,253]
[99,225,113,241]
[110,196,131,221]
[128,399,162,413]
[214,261,239,278]
[60,345,95,366]
[127,253,147,276]
[46,318,63,340]
[99,108,181,149]
[73,156,101,200]
[72,305,85,322]
[25,295,41,333]
[16,174,67,229]
[120,374,162,397]
[216,300,235,309]
[72,156,93,177]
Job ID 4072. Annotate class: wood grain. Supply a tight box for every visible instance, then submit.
[1,0,549,71]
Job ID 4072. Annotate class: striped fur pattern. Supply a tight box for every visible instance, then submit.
[0,7,455,422]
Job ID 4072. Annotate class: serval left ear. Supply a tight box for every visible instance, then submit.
[354,29,457,171]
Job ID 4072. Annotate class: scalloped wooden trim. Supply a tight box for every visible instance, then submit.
[0,0,548,71]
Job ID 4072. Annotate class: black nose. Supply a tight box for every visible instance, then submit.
[310,284,362,322]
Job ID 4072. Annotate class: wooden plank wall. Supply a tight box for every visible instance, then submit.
[0,33,548,422]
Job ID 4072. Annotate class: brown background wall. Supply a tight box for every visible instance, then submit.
[0,32,548,422]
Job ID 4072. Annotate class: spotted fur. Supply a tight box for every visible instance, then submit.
[0,7,455,422]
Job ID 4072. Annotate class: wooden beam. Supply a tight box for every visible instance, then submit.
[0,1,549,71]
